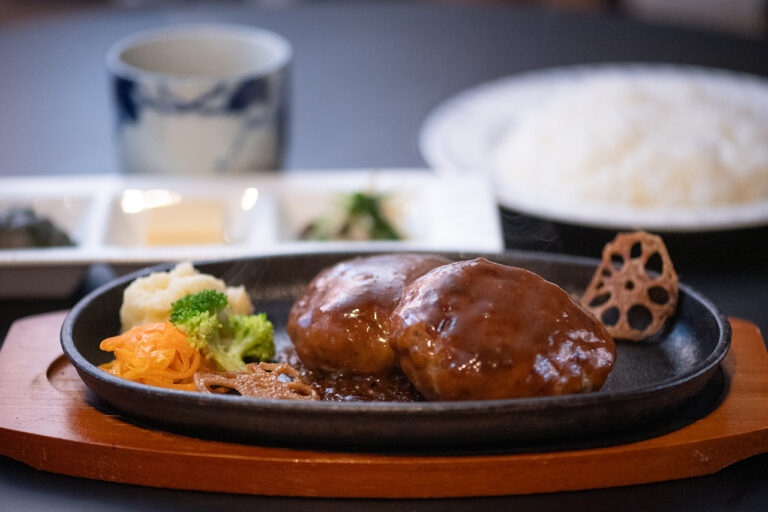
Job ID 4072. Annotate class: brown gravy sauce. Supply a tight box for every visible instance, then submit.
[280,347,424,402]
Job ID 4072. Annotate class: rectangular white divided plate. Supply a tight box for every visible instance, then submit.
[0,170,503,298]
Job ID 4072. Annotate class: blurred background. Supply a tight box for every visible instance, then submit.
[1,0,767,38]
[1,1,768,508]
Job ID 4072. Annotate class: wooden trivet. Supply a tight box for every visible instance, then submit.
[1,312,767,498]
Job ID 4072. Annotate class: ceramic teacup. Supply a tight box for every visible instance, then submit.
[107,24,291,175]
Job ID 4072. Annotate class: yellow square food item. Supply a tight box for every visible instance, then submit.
[144,199,224,246]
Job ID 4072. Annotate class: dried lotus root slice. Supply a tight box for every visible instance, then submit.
[581,231,678,341]
[194,362,319,400]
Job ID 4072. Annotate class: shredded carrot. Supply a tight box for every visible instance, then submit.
[99,322,206,391]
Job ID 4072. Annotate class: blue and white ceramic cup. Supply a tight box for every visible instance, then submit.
[107,24,291,174]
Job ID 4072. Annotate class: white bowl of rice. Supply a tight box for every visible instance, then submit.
[421,64,768,231]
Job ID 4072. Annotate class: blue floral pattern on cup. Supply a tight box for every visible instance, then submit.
[112,72,288,172]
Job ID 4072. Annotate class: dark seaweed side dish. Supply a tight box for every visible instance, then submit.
[0,207,75,248]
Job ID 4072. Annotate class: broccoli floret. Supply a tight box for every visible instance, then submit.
[228,313,275,364]
[169,290,227,350]
[174,310,223,350]
[169,289,228,325]
[169,290,275,372]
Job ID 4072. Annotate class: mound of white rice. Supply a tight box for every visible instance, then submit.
[492,71,768,209]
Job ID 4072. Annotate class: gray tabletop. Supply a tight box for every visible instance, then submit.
[1,2,768,510]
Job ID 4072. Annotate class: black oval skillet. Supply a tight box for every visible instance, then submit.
[61,250,730,452]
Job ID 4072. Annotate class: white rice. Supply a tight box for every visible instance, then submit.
[491,71,768,209]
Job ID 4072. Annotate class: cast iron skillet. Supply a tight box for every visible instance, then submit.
[60,250,730,450]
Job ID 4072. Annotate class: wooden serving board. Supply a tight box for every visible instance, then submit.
[1,312,767,498]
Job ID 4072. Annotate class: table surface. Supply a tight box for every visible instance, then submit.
[1,2,768,510]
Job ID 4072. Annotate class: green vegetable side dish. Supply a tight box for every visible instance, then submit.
[169,290,275,372]
[301,191,402,241]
